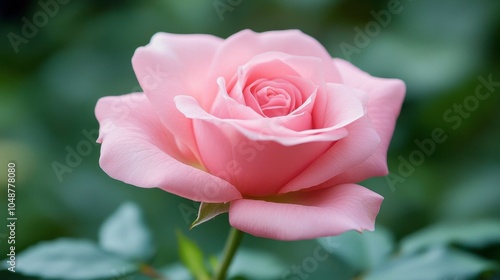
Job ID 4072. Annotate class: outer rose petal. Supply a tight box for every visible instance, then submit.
[210,30,342,85]
[96,93,241,203]
[132,33,223,162]
[319,59,406,186]
[279,116,380,194]
[229,184,383,240]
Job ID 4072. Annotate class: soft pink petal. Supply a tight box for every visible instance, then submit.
[279,117,380,194]
[223,52,326,119]
[96,93,241,202]
[211,78,269,120]
[176,95,347,146]
[175,96,331,197]
[229,184,383,240]
[230,52,326,90]
[320,59,406,185]
[209,30,341,85]
[132,32,223,161]
[223,52,324,118]
[312,82,367,131]
[212,77,319,134]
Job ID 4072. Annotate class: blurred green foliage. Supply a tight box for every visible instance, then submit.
[1,0,499,279]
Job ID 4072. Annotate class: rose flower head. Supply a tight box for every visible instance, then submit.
[96,30,405,240]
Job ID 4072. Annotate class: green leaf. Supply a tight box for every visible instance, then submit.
[12,238,137,279]
[99,202,154,261]
[364,247,495,280]
[190,202,229,229]
[317,227,394,273]
[176,231,210,280]
[401,219,500,255]
[228,248,287,279]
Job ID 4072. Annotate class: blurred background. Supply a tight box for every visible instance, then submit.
[1,0,499,279]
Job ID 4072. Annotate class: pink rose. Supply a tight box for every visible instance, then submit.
[96,30,405,240]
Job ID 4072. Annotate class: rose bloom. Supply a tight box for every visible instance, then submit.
[96,30,405,240]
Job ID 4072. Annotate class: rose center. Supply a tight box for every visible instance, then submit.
[244,78,301,118]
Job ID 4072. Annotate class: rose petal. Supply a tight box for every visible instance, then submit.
[176,95,347,146]
[224,52,325,119]
[319,59,406,185]
[175,96,332,197]
[210,30,341,85]
[96,93,241,202]
[132,32,223,161]
[229,184,383,240]
[214,76,317,128]
[211,78,264,120]
[313,83,368,129]
[279,116,380,194]
[231,52,326,90]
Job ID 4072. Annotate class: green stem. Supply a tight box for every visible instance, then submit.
[212,227,244,280]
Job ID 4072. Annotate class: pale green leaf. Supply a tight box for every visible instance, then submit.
[228,248,287,279]
[159,263,193,280]
[317,227,394,273]
[401,219,500,255]
[11,238,137,279]
[365,247,495,280]
[99,202,154,261]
